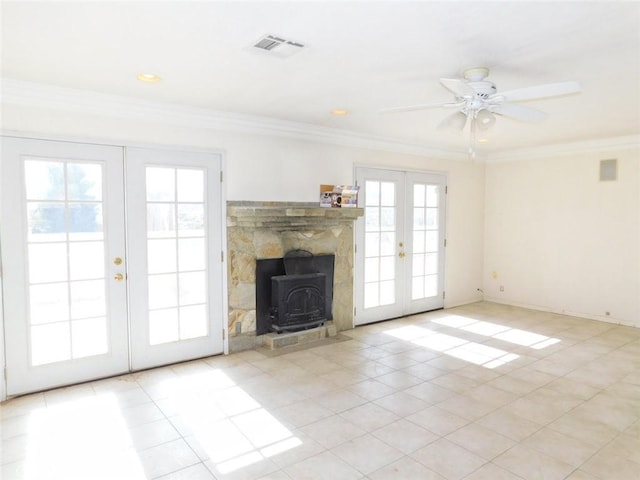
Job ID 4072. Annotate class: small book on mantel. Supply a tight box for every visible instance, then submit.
[320,184,359,208]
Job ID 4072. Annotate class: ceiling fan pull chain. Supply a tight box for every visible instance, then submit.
[469,113,477,160]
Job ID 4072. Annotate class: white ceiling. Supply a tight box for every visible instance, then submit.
[2,1,639,155]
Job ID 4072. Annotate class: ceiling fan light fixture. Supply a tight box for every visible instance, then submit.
[439,111,468,131]
[476,109,496,130]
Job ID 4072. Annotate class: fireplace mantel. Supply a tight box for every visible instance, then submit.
[227,201,363,229]
[226,201,363,352]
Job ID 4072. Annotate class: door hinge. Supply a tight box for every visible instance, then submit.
[220,171,224,182]
[443,291,446,300]
[445,185,448,194]
[4,367,7,380]
[444,239,447,247]
[222,329,226,340]
[221,251,224,262]
[354,244,357,254]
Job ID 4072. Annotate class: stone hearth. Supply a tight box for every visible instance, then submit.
[226,201,363,352]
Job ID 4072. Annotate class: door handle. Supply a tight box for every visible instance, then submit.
[114,273,125,282]
[399,252,406,258]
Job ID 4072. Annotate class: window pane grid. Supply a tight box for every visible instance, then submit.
[146,167,208,345]
[24,159,109,366]
[363,180,396,309]
[411,183,440,301]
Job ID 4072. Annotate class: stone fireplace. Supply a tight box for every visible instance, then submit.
[226,201,363,352]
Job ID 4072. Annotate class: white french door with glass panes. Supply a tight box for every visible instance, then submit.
[126,147,223,370]
[355,167,446,325]
[1,137,224,395]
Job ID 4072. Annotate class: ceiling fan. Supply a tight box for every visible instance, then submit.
[380,67,582,156]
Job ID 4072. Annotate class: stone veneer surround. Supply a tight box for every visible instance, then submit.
[226,201,363,352]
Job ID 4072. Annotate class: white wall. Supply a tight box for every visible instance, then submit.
[1,103,485,309]
[483,147,640,327]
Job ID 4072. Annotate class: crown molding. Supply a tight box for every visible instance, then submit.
[4,78,636,163]
[1,78,468,161]
[486,134,640,162]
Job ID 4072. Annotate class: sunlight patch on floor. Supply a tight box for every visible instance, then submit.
[157,369,301,474]
[26,394,146,479]
[384,315,560,369]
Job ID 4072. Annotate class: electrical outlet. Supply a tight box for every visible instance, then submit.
[499,285,504,292]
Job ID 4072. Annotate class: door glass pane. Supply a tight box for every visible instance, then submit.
[149,308,179,345]
[148,274,178,309]
[145,166,209,345]
[69,203,103,241]
[69,242,104,280]
[179,271,206,305]
[24,161,64,200]
[178,238,205,271]
[147,239,177,274]
[72,318,108,358]
[365,181,379,206]
[413,231,425,254]
[363,180,397,309]
[364,257,379,282]
[413,184,425,207]
[147,204,176,237]
[380,207,395,230]
[70,280,106,319]
[28,243,68,283]
[31,323,71,366]
[178,204,204,237]
[67,164,102,201]
[426,185,439,207]
[380,232,395,256]
[180,305,207,340]
[365,207,380,232]
[365,232,380,257]
[379,280,395,305]
[380,182,395,206]
[24,159,110,366]
[146,167,175,201]
[411,183,440,300]
[27,202,66,242]
[30,283,69,324]
[177,169,204,202]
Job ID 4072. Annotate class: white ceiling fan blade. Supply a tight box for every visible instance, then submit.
[436,111,468,131]
[379,101,464,114]
[492,81,582,103]
[489,103,548,122]
[440,78,477,97]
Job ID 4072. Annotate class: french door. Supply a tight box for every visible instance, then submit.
[1,137,224,395]
[355,167,446,325]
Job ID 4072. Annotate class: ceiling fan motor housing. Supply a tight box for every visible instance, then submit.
[468,81,497,98]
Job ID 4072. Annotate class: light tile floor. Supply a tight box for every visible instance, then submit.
[2,302,639,479]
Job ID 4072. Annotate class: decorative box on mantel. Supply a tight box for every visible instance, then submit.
[226,201,363,352]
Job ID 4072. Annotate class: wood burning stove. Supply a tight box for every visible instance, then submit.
[256,251,334,334]
[271,272,326,332]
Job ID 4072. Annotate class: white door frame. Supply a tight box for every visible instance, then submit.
[125,147,226,370]
[354,165,447,325]
[0,133,228,399]
[1,137,130,395]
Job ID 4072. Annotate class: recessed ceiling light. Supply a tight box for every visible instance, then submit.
[478,138,489,143]
[331,109,348,116]
[136,73,161,83]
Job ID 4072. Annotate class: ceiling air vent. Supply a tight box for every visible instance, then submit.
[251,34,305,58]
